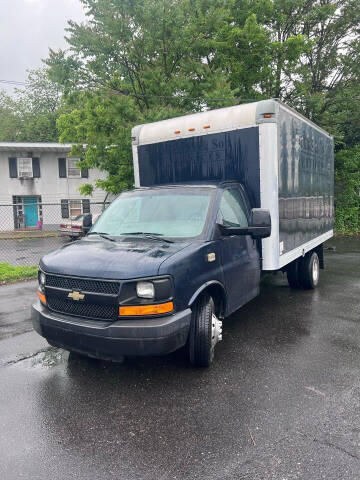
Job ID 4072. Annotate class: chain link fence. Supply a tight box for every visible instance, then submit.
[0,201,110,267]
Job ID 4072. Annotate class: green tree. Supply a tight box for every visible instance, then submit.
[334,146,360,233]
[48,0,234,194]
[0,68,64,142]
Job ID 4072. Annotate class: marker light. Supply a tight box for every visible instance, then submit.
[136,281,155,299]
[119,302,174,316]
[174,130,181,134]
[263,114,272,118]
[188,128,195,132]
[203,125,210,129]
[37,290,46,305]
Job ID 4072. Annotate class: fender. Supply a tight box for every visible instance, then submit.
[188,280,227,310]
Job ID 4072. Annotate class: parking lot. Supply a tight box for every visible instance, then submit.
[0,236,67,266]
[0,237,359,480]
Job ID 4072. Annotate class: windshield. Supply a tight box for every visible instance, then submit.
[90,188,214,239]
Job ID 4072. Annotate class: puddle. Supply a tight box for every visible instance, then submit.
[5,346,68,369]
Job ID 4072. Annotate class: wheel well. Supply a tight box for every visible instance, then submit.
[193,284,227,319]
[283,243,325,272]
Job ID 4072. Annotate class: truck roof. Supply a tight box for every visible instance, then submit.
[133,181,241,191]
[132,99,332,146]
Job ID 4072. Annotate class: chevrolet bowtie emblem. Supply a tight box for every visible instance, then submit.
[68,291,85,301]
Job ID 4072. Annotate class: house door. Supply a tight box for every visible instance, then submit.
[24,197,38,227]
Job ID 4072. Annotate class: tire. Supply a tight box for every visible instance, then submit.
[299,251,320,289]
[189,294,222,367]
[287,259,302,289]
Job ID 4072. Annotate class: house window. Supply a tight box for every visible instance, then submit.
[18,158,33,178]
[67,158,81,178]
[70,200,82,218]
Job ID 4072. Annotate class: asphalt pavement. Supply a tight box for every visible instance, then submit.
[0,236,68,266]
[0,237,359,480]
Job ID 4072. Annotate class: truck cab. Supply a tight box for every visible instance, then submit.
[32,182,270,366]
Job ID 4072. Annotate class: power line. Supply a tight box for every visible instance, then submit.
[0,79,29,86]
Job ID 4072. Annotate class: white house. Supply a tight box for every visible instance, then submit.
[0,142,108,231]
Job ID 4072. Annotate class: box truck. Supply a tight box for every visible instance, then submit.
[32,99,334,366]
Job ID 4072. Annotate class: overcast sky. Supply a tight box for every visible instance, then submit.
[0,0,86,94]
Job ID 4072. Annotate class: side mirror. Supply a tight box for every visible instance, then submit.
[217,208,271,239]
[82,213,93,235]
[249,208,271,239]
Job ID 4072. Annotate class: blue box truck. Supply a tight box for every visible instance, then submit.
[32,100,334,366]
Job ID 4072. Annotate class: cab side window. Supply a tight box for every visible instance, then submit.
[218,189,248,227]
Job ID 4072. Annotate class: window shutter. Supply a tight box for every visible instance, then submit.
[9,158,18,178]
[61,199,69,218]
[81,167,89,178]
[32,158,40,178]
[82,199,90,213]
[58,158,67,178]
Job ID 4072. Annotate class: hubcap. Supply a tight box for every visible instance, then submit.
[211,313,223,359]
[312,257,319,284]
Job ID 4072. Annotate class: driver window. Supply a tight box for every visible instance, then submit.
[218,189,248,227]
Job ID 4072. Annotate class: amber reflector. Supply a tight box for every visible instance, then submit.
[203,125,210,129]
[37,290,46,305]
[174,130,181,134]
[119,301,174,316]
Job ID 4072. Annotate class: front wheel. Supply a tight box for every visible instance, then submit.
[189,294,222,367]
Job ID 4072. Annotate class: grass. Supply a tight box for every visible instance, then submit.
[0,263,38,283]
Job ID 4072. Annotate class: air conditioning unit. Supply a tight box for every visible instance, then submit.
[18,158,33,179]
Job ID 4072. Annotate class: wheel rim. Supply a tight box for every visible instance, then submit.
[312,257,319,284]
[211,313,223,359]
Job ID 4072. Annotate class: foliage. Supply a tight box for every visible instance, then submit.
[0,69,63,142]
[334,146,360,234]
[1,0,360,232]
[0,263,38,283]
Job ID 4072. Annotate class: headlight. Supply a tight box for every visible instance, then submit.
[38,271,46,287]
[136,281,155,299]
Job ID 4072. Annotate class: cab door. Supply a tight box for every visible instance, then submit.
[217,187,260,314]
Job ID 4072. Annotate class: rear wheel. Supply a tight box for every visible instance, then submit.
[299,251,320,289]
[286,259,302,289]
[189,294,222,367]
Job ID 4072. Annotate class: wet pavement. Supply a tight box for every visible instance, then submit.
[0,237,359,480]
[0,236,68,266]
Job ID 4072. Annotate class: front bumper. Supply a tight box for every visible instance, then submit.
[58,229,81,237]
[31,301,191,360]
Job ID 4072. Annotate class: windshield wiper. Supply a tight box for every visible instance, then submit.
[121,232,174,243]
[86,231,116,242]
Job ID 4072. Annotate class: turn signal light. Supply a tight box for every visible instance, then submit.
[37,290,46,305]
[119,301,174,316]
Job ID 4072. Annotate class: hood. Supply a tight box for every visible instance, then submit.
[40,237,191,279]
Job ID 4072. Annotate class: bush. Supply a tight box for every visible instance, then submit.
[334,146,360,234]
